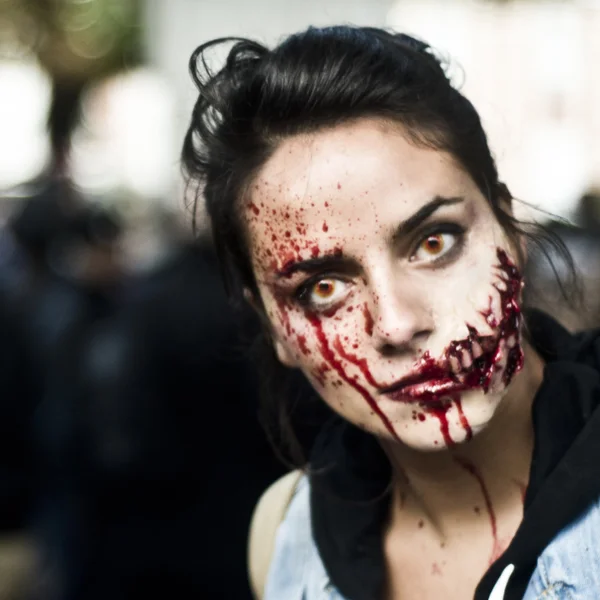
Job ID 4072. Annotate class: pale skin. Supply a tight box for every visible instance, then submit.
[244,118,545,599]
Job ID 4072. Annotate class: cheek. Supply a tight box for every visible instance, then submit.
[442,246,504,312]
[271,298,370,388]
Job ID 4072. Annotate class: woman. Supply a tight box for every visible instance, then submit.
[182,27,600,599]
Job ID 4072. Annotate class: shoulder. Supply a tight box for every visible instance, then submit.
[524,494,600,598]
[249,471,338,599]
[248,470,305,599]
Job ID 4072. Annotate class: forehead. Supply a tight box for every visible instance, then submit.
[244,118,480,263]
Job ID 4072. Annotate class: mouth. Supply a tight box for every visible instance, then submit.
[378,335,499,404]
[379,371,467,403]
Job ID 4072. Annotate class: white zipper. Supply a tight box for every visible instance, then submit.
[488,564,515,600]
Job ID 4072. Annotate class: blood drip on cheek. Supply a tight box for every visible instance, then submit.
[297,334,310,356]
[362,304,374,337]
[333,336,378,387]
[307,313,401,442]
[274,296,293,337]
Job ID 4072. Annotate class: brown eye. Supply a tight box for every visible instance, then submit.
[413,232,457,262]
[421,234,445,255]
[303,277,350,309]
[314,280,336,298]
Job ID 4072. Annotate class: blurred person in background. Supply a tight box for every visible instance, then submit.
[0,288,38,600]
[51,215,289,600]
[5,194,290,600]
[183,26,600,600]
[14,202,125,600]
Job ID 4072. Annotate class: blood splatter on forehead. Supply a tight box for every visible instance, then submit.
[244,180,331,275]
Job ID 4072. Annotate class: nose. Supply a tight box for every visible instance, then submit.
[369,277,434,356]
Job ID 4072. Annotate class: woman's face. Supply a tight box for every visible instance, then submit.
[244,118,523,450]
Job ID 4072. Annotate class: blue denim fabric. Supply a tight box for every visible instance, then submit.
[521,494,600,600]
[264,476,346,600]
[265,476,600,600]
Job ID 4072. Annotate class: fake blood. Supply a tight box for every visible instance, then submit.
[274,297,293,337]
[454,456,503,564]
[297,334,310,356]
[455,398,473,441]
[281,248,521,448]
[307,313,400,441]
[428,401,454,447]
[331,336,465,446]
[387,248,523,445]
[363,303,375,337]
[333,336,378,387]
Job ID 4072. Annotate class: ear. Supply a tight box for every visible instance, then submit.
[274,338,299,368]
[243,287,259,312]
[243,287,299,368]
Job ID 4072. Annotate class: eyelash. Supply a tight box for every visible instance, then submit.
[293,222,467,309]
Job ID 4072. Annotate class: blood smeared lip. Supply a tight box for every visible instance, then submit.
[378,332,505,403]
[382,376,468,402]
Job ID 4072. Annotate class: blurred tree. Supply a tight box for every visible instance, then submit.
[0,0,143,173]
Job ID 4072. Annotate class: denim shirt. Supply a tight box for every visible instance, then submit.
[264,476,600,600]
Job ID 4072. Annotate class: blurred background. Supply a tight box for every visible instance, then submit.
[0,0,599,599]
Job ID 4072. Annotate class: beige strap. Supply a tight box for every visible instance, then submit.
[248,470,303,600]
[0,534,36,600]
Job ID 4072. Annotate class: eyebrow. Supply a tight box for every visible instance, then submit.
[391,195,464,243]
[274,254,350,279]
[273,195,464,279]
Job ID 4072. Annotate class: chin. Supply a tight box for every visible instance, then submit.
[455,389,507,433]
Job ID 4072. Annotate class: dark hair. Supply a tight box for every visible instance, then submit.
[181,25,577,464]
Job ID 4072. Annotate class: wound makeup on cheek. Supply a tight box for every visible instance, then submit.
[382,247,524,446]
[414,248,521,396]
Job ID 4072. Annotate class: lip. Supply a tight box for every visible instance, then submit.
[379,373,467,402]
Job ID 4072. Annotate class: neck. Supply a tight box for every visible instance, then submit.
[381,340,544,545]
